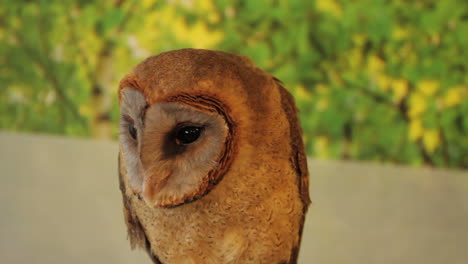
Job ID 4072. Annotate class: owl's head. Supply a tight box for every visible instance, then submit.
[118,49,282,208]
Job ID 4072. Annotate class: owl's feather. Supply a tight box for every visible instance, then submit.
[118,49,310,264]
[119,154,162,263]
[277,81,311,263]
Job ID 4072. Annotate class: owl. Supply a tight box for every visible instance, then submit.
[118,49,310,264]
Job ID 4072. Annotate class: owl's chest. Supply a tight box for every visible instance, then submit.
[133,197,246,263]
[131,184,301,264]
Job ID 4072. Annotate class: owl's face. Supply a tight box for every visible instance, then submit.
[119,88,235,208]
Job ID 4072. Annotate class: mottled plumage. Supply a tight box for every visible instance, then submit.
[118,49,310,264]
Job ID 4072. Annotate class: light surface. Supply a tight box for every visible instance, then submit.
[0,132,467,264]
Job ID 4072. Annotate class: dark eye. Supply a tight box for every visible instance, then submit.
[128,123,137,140]
[176,126,202,145]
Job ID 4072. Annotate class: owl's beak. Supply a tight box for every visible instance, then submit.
[141,173,169,208]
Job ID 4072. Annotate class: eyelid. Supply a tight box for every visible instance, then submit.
[122,114,134,124]
[175,121,205,129]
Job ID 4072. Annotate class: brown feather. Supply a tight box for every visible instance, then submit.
[119,153,162,264]
[277,82,311,263]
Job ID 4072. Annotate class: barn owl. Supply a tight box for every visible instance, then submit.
[118,49,310,264]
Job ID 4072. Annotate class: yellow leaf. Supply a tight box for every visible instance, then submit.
[392,78,409,102]
[443,85,467,108]
[196,0,219,23]
[348,47,363,69]
[423,129,440,153]
[189,21,223,48]
[408,92,427,118]
[208,12,220,23]
[376,74,391,92]
[352,34,366,46]
[408,119,423,141]
[173,17,190,42]
[199,0,215,11]
[142,0,156,9]
[367,55,386,74]
[417,80,440,96]
[316,0,343,17]
[296,85,311,99]
[392,26,409,40]
[315,136,329,158]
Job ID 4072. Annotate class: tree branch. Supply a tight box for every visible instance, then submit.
[13,29,86,128]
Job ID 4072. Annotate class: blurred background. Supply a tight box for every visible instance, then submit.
[1,0,467,168]
[1,1,468,264]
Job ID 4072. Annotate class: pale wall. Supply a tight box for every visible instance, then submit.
[1,132,467,264]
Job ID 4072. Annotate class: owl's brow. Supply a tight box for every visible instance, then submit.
[121,104,149,125]
[122,114,134,123]
[162,93,225,115]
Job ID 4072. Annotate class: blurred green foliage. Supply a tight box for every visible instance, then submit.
[0,0,467,168]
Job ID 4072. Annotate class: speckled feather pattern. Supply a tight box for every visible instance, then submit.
[118,49,310,264]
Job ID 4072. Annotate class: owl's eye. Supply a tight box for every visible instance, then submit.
[176,126,202,145]
[128,123,137,140]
